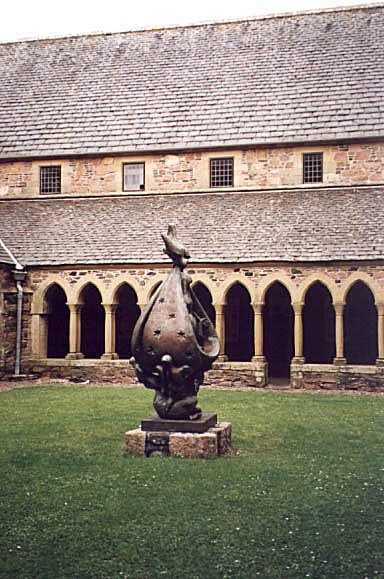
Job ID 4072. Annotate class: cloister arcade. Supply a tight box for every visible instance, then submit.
[31,272,384,383]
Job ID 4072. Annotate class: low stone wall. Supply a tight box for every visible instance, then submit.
[18,358,384,391]
[28,359,138,384]
[291,363,384,391]
[205,362,259,389]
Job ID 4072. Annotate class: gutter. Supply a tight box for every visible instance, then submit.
[0,238,27,376]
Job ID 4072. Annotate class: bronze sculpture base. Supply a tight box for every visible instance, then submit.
[141,412,217,433]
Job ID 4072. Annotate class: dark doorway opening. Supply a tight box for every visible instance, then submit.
[115,284,141,359]
[263,282,294,378]
[303,282,335,363]
[193,282,216,325]
[225,283,254,361]
[46,284,69,358]
[344,281,378,365]
[80,284,105,358]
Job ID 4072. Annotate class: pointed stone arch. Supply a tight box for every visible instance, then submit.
[114,282,141,359]
[107,274,144,306]
[218,273,256,306]
[79,282,105,358]
[143,274,167,305]
[344,280,378,365]
[191,281,216,325]
[340,273,383,305]
[263,280,294,378]
[73,275,108,306]
[303,281,335,363]
[30,276,72,358]
[257,273,297,304]
[225,282,254,361]
[298,273,338,305]
[191,274,219,304]
[45,283,70,358]
[31,276,72,314]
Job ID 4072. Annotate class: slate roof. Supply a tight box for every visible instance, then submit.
[0,5,383,159]
[0,237,24,267]
[0,245,13,265]
[0,186,383,266]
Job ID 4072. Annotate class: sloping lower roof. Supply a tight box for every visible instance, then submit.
[0,187,383,266]
[0,5,383,159]
[0,245,14,266]
[0,238,22,267]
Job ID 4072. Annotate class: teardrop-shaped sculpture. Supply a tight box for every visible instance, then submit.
[130,225,220,420]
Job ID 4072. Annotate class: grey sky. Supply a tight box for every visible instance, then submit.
[1,0,381,43]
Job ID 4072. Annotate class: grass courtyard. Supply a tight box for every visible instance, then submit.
[0,385,383,578]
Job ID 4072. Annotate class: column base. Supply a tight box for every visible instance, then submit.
[376,358,384,368]
[217,355,228,362]
[333,357,347,366]
[291,357,305,364]
[251,355,266,363]
[252,356,268,387]
[65,352,84,360]
[101,353,119,360]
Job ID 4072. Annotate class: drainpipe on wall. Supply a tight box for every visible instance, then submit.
[12,268,27,376]
[0,238,26,377]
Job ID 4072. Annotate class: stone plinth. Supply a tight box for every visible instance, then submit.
[125,422,232,458]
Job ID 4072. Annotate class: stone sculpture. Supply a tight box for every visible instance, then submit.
[130,225,220,420]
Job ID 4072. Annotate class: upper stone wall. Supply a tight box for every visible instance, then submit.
[0,142,383,198]
[0,5,383,159]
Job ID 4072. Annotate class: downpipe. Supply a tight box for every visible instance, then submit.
[12,269,27,376]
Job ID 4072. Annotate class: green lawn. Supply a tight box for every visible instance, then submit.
[0,386,383,578]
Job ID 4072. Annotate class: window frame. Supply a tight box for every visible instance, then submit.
[210,157,234,188]
[39,165,62,195]
[303,152,323,184]
[122,162,145,192]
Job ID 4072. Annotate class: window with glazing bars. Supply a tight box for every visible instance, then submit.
[303,153,323,183]
[123,163,145,191]
[40,166,61,194]
[210,158,234,187]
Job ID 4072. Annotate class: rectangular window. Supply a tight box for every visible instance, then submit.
[123,163,145,191]
[210,158,234,188]
[40,166,61,194]
[303,153,323,183]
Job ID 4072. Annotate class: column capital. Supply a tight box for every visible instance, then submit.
[292,302,304,314]
[213,303,226,314]
[102,303,118,313]
[66,303,83,313]
[251,302,264,313]
[333,302,345,314]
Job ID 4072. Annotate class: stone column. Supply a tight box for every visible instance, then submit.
[251,303,264,358]
[333,302,346,365]
[66,304,84,359]
[102,303,119,359]
[251,303,268,386]
[214,303,227,361]
[292,302,305,363]
[376,303,384,366]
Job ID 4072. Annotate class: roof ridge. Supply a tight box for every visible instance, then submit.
[1,2,383,46]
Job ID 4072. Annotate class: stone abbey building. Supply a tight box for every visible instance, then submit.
[0,4,383,389]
